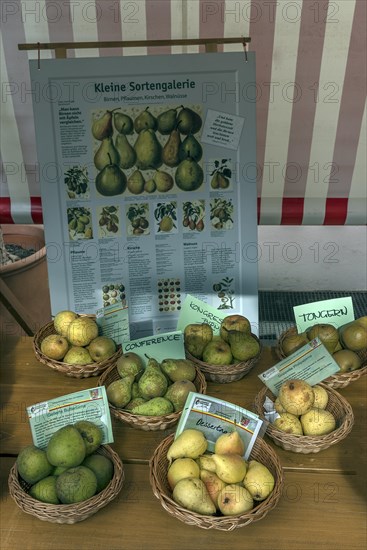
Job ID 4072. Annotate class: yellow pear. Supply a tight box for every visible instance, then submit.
[199,469,226,508]
[53,310,78,337]
[273,412,303,435]
[172,477,216,515]
[312,385,328,409]
[339,320,367,351]
[167,429,208,464]
[211,453,247,484]
[196,454,217,473]
[278,379,315,416]
[274,397,287,414]
[67,316,99,347]
[217,484,253,515]
[167,458,200,490]
[214,430,245,456]
[243,460,275,501]
[300,408,336,436]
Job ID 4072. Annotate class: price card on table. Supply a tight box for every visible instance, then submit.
[27,387,113,449]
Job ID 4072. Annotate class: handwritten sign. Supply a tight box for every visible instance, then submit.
[201,109,245,150]
[176,294,228,334]
[122,330,185,363]
[293,297,354,333]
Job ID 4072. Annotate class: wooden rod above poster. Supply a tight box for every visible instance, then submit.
[18,37,251,58]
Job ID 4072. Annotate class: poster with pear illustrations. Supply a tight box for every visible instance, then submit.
[30,51,258,337]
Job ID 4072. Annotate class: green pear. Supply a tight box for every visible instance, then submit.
[176,106,202,135]
[124,397,147,410]
[184,323,213,359]
[47,425,86,468]
[281,331,309,356]
[134,107,157,133]
[243,460,275,501]
[179,134,203,162]
[106,375,135,408]
[220,315,251,341]
[94,137,120,170]
[339,320,367,351]
[160,358,196,382]
[96,154,127,196]
[137,358,168,400]
[173,477,216,515]
[157,108,178,134]
[74,420,103,455]
[56,466,97,503]
[202,340,232,365]
[115,133,136,169]
[17,446,53,484]
[82,453,114,492]
[29,476,59,504]
[167,429,208,463]
[306,323,341,354]
[175,158,204,191]
[88,336,116,362]
[127,169,145,194]
[144,178,157,193]
[333,349,362,372]
[211,453,247,484]
[227,331,260,362]
[113,111,134,134]
[164,380,196,412]
[162,129,181,167]
[116,352,144,379]
[134,129,162,170]
[131,396,173,416]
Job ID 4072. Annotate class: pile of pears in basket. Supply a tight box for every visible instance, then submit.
[184,314,260,364]
[40,310,117,365]
[166,429,275,516]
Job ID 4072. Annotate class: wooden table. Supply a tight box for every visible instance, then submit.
[1,337,366,550]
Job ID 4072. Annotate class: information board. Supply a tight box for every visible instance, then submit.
[30,51,258,338]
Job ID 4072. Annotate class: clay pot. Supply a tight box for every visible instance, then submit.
[0,225,52,336]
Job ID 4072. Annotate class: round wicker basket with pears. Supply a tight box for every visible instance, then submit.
[149,430,283,531]
[253,380,354,454]
[33,311,122,378]
[276,317,367,389]
[184,315,262,383]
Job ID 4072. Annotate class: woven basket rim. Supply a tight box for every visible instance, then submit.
[33,318,122,378]
[97,362,207,431]
[149,433,284,531]
[185,333,262,374]
[277,326,367,389]
[8,445,124,523]
[253,383,354,452]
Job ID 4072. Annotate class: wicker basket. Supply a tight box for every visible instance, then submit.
[33,318,122,378]
[149,433,283,531]
[185,334,262,384]
[253,383,354,454]
[98,363,207,431]
[276,326,367,389]
[8,445,124,524]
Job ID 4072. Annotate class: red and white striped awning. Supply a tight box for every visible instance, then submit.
[1,0,366,224]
